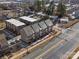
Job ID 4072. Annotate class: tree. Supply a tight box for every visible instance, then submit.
[20,3,29,10]
[19,3,30,15]
[57,2,66,17]
[44,1,54,15]
[34,0,45,12]
[0,4,8,10]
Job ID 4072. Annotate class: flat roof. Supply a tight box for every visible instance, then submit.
[20,16,39,22]
[6,19,25,26]
[60,18,69,22]
[37,12,46,16]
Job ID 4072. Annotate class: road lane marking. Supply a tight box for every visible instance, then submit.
[35,40,65,59]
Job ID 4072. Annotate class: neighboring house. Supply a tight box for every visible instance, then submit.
[44,19,53,33]
[21,0,50,5]
[19,16,39,25]
[70,0,79,4]
[31,23,41,39]
[72,10,79,19]
[38,21,48,36]
[67,6,79,14]
[60,17,69,23]
[5,19,25,35]
[20,26,35,43]
[0,10,19,18]
[0,31,8,49]
[0,31,9,57]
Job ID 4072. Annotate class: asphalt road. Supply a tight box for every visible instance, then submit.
[22,36,62,59]
[35,23,79,59]
[23,23,79,59]
[40,35,79,59]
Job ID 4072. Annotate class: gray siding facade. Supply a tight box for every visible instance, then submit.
[20,19,54,43]
[31,23,41,39]
[38,21,48,36]
[45,19,53,33]
[20,26,35,43]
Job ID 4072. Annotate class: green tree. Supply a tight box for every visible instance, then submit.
[0,4,8,10]
[19,3,29,15]
[34,0,45,12]
[44,1,54,15]
[20,3,29,10]
[57,2,66,17]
